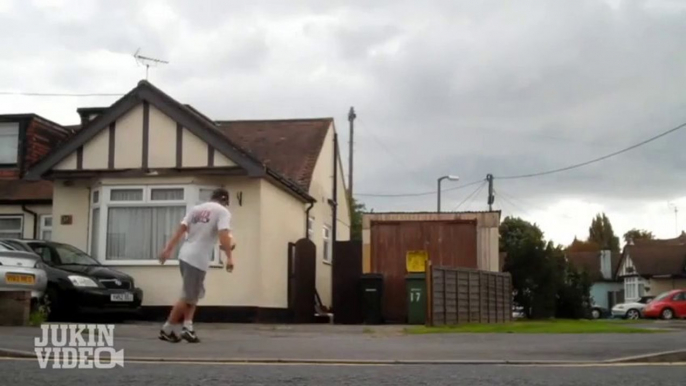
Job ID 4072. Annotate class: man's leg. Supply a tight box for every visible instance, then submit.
[180,263,205,343]
[159,263,192,342]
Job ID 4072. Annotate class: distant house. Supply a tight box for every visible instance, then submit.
[615,238,686,302]
[566,250,623,310]
[23,80,350,321]
[0,114,72,239]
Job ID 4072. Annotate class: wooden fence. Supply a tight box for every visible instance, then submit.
[428,264,513,326]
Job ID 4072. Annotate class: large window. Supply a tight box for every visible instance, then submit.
[0,216,22,238]
[625,276,645,301]
[89,185,222,265]
[0,122,19,164]
[323,225,331,264]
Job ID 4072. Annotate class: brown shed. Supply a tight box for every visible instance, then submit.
[362,211,501,323]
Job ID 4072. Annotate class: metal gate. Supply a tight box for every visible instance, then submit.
[332,240,363,324]
[287,238,316,323]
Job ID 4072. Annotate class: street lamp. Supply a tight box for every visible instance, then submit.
[437,175,460,212]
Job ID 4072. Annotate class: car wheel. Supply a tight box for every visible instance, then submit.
[626,309,641,320]
[661,308,675,320]
[591,308,601,319]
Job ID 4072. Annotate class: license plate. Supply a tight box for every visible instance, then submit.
[5,273,35,285]
[110,293,134,302]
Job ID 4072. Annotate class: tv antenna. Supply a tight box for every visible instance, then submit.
[133,48,169,80]
[669,202,679,236]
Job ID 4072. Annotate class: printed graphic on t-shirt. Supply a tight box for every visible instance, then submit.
[190,210,211,224]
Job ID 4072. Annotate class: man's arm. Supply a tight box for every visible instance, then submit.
[218,229,234,272]
[159,224,188,264]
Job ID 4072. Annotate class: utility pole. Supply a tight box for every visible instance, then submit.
[487,174,495,211]
[347,107,356,203]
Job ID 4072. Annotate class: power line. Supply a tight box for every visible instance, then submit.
[496,187,574,220]
[453,181,487,211]
[0,91,125,97]
[357,179,484,198]
[496,120,686,180]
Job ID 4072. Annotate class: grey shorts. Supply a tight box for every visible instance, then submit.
[179,260,206,304]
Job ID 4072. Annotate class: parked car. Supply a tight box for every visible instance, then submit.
[0,239,143,320]
[590,303,610,319]
[0,250,48,301]
[611,296,655,319]
[641,289,686,320]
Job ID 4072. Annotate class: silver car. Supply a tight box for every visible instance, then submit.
[0,249,48,299]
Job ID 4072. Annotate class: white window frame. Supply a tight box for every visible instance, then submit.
[39,215,53,240]
[0,122,19,164]
[88,184,223,266]
[323,224,331,265]
[624,276,645,301]
[0,215,23,238]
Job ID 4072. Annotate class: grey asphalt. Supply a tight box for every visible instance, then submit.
[1,322,686,362]
[1,359,685,385]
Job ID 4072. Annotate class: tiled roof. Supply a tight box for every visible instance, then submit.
[566,251,621,281]
[0,180,53,202]
[215,119,332,190]
[624,244,686,277]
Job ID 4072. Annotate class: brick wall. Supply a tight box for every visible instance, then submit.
[0,168,19,179]
[23,118,72,173]
[0,291,30,326]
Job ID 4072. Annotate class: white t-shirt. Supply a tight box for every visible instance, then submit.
[177,201,231,271]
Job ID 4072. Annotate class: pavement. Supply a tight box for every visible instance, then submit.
[2,322,686,364]
[1,359,684,385]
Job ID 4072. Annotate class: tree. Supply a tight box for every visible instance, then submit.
[500,217,557,319]
[588,213,620,252]
[566,237,600,253]
[350,198,367,241]
[623,228,655,244]
[501,216,593,320]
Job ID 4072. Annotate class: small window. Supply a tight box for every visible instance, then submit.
[151,188,184,201]
[323,225,331,263]
[40,215,53,241]
[199,188,216,203]
[110,189,143,202]
[93,190,100,204]
[0,122,19,164]
[307,217,315,239]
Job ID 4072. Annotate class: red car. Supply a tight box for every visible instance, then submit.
[641,289,686,320]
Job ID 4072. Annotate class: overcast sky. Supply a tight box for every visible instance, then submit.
[2,0,686,245]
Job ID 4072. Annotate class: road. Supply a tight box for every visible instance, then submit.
[1,359,684,385]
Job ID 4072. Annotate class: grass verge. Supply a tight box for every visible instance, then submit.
[405,319,663,334]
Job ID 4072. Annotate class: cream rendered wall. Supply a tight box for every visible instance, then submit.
[0,204,52,239]
[55,153,77,170]
[114,104,144,169]
[259,180,306,308]
[50,176,265,307]
[148,105,177,168]
[182,129,208,167]
[306,124,351,306]
[82,129,109,169]
[52,182,91,249]
[647,278,686,296]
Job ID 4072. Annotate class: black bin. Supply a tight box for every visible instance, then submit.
[360,273,384,324]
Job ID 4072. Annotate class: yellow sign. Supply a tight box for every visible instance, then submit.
[406,250,428,272]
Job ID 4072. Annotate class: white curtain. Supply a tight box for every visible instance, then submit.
[106,206,185,260]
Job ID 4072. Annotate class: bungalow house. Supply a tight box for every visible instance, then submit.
[24,80,350,321]
[565,250,623,311]
[0,114,72,240]
[615,239,686,302]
